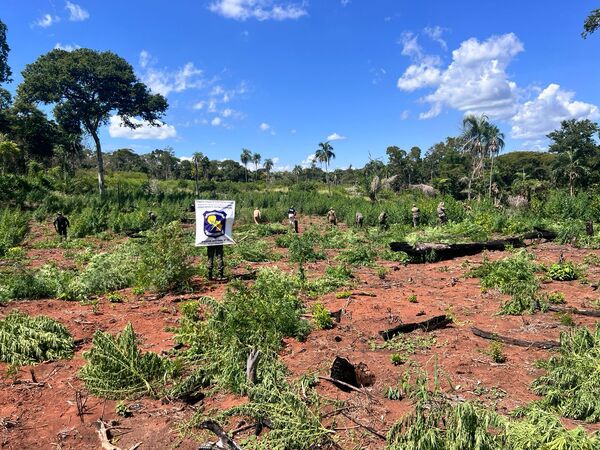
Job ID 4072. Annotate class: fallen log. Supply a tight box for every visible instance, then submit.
[389,229,557,263]
[380,315,452,341]
[548,305,600,317]
[95,421,141,450]
[471,327,560,349]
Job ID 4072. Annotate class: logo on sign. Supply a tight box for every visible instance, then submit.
[203,210,227,238]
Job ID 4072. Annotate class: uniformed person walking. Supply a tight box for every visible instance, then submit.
[437,201,447,224]
[355,212,364,228]
[53,212,70,240]
[411,204,420,227]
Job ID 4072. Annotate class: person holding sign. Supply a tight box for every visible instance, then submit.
[195,200,236,281]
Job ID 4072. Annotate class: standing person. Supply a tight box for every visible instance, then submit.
[355,212,364,228]
[411,204,420,228]
[53,212,70,240]
[253,208,262,225]
[437,201,447,224]
[148,210,157,226]
[288,206,298,233]
[207,245,224,281]
[327,208,337,226]
[378,211,388,231]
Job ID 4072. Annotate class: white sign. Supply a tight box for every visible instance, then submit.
[195,200,236,247]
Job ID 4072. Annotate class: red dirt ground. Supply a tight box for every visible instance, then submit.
[1,220,599,449]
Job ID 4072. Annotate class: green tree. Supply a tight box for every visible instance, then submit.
[461,114,490,200]
[0,134,20,175]
[553,149,590,197]
[484,123,505,198]
[583,9,600,38]
[18,48,168,195]
[252,152,262,180]
[0,20,10,85]
[192,151,204,195]
[263,158,274,182]
[315,141,335,193]
[240,148,252,182]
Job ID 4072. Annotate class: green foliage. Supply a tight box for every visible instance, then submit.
[531,324,600,422]
[469,250,541,315]
[303,264,355,296]
[485,342,506,363]
[556,312,575,327]
[0,311,74,365]
[377,266,389,279]
[0,208,29,257]
[106,292,124,303]
[235,239,280,262]
[404,222,489,245]
[176,268,310,393]
[390,353,405,366]
[548,261,578,281]
[212,375,334,450]
[545,291,566,304]
[134,222,194,293]
[80,323,170,399]
[312,303,333,329]
[407,294,418,303]
[288,232,325,264]
[337,244,377,266]
[385,385,402,400]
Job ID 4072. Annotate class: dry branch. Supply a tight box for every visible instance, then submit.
[471,327,560,349]
[197,420,243,450]
[548,305,600,317]
[95,420,141,450]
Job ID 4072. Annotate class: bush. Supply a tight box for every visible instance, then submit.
[176,268,310,393]
[547,262,578,281]
[135,222,195,293]
[337,244,377,266]
[0,209,29,257]
[0,311,74,365]
[80,323,170,399]
[312,303,333,329]
[469,250,541,315]
[235,240,280,262]
[531,324,600,422]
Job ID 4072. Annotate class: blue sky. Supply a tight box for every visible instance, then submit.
[2,0,600,171]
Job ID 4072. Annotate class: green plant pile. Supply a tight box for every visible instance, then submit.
[303,264,355,296]
[468,250,542,315]
[234,239,280,262]
[0,311,74,365]
[175,268,310,394]
[547,261,578,281]
[337,244,377,266]
[312,303,333,329]
[531,324,600,422]
[404,221,489,245]
[79,323,171,399]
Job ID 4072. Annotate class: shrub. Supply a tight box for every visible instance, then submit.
[337,245,377,266]
[0,209,29,257]
[176,268,310,393]
[390,353,405,366]
[235,240,280,262]
[312,303,333,330]
[468,250,541,315]
[0,311,74,365]
[547,262,578,281]
[80,323,170,399]
[531,324,600,422]
[135,222,195,293]
[407,294,418,303]
[485,342,506,363]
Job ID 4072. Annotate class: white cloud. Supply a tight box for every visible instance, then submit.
[341,0,350,6]
[301,153,316,168]
[209,0,307,21]
[423,26,447,50]
[259,122,271,131]
[54,43,80,51]
[65,1,89,21]
[211,117,223,126]
[397,63,441,91]
[138,51,205,97]
[326,132,346,141]
[109,116,176,140]
[222,108,233,118]
[399,33,524,120]
[399,32,423,60]
[400,110,410,120]
[291,129,297,134]
[511,84,600,139]
[34,14,59,28]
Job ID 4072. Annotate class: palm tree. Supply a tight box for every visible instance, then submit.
[292,165,302,183]
[484,124,505,199]
[192,151,204,196]
[461,114,489,201]
[240,149,252,182]
[263,158,274,182]
[252,153,261,181]
[315,141,336,193]
[554,148,590,196]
